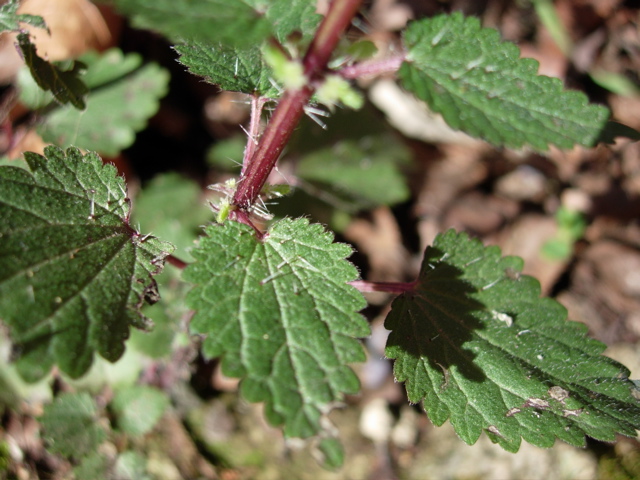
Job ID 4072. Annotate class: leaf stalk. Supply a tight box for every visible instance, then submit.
[349,279,417,294]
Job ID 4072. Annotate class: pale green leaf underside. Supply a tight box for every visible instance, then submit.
[34,50,169,156]
[0,0,47,33]
[399,12,609,150]
[184,218,369,438]
[0,146,173,381]
[175,42,280,98]
[385,230,640,451]
[40,392,106,457]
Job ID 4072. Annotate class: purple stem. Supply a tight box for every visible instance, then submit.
[166,254,188,270]
[338,52,406,79]
[232,0,364,211]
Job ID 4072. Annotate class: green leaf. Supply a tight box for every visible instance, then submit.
[17,33,88,109]
[184,218,369,438]
[73,451,110,480]
[265,0,322,42]
[40,392,107,457]
[317,437,344,470]
[130,295,179,359]
[385,230,640,452]
[114,0,320,47]
[398,12,610,150]
[0,0,47,33]
[207,135,245,170]
[114,451,151,480]
[0,146,173,381]
[113,0,271,47]
[132,173,209,262]
[35,50,169,156]
[175,42,280,97]
[79,49,144,88]
[130,173,206,358]
[111,386,169,436]
[597,121,640,144]
[17,49,145,110]
[296,135,411,210]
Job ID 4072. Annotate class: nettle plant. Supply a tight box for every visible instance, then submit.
[2,0,640,469]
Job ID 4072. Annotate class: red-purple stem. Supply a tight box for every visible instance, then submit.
[349,280,418,294]
[232,0,364,211]
[338,52,406,79]
[232,88,311,210]
[166,254,188,270]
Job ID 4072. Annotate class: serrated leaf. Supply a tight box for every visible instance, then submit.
[111,386,169,436]
[184,218,369,438]
[131,173,206,358]
[37,58,169,156]
[17,33,88,109]
[113,0,271,48]
[0,0,47,33]
[296,135,411,210]
[398,12,610,150]
[0,146,173,381]
[17,48,169,155]
[40,392,107,457]
[385,230,640,451]
[175,42,279,98]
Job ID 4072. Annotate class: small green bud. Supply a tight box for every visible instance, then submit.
[216,198,236,223]
[262,44,306,90]
[316,74,364,110]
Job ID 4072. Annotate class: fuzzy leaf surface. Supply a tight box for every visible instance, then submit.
[0,146,173,381]
[175,42,279,97]
[31,50,169,156]
[184,218,369,439]
[17,33,88,109]
[398,12,609,150]
[385,230,640,451]
[0,0,47,33]
[40,393,106,457]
